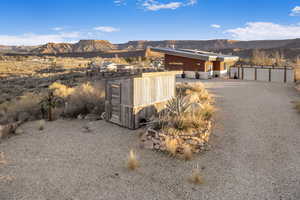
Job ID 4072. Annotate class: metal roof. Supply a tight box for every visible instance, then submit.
[150,47,239,62]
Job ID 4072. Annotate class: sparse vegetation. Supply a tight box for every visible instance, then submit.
[0,152,7,165]
[37,120,45,131]
[50,81,105,117]
[144,82,215,158]
[188,168,204,185]
[295,101,300,113]
[127,149,139,170]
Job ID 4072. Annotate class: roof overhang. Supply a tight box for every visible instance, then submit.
[150,47,239,62]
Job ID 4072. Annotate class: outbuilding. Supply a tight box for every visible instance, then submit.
[150,47,239,79]
[105,71,179,129]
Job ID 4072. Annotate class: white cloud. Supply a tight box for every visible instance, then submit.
[290,6,300,16]
[94,26,120,32]
[186,0,197,5]
[114,0,126,6]
[141,0,197,11]
[52,27,64,31]
[225,22,300,40]
[0,32,81,46]
[211,24,221,28]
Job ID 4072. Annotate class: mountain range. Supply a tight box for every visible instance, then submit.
[1,39,300,59]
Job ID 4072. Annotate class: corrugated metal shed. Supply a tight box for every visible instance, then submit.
[105,71,180,129]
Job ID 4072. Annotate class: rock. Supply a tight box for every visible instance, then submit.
[17,112,30,122]
[100,112,106,120]
[77,114,83,120]
[15,127,24,135]
[153,144,160,150]
[143,140,154,149]
[84,114,101,121]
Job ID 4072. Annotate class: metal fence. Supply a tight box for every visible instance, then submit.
[229,66,295,83]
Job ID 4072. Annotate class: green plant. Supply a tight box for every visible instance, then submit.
[166,94,191,117]
[39,91,64,121]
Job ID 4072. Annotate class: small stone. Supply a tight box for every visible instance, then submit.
[154,144,160,150]
[144,140,154,149]
[85,114,101,121]
[100,112,106,120]
[77,114,83,120]
[15,127,24,135]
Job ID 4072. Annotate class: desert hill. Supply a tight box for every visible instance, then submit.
[116,39,300,50]
[29,40,116,54]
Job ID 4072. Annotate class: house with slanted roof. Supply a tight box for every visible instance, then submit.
[150,47,239,79]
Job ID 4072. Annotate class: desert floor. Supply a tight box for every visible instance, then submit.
[1,79,300,200]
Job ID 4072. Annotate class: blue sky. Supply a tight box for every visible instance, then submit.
[1,0,300,45]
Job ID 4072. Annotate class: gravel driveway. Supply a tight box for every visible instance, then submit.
[1,79,300,200]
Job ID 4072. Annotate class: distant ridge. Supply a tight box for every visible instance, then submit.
[30,40,116,54]
[2,39,300,57]
[116,39,300,50]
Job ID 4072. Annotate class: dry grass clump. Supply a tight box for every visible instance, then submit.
[148,82,214,158]
[49,81,105,117]
[182,144,193,161]
[127,149,139,170]
[295,101,300,112]
[37,120,45,131]
[165,136,179,156]
[0,92,45,123]
[49,82,75,98]
[0,152,7,165]
[188,168,204,185]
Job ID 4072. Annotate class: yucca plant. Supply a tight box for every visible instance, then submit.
[166,94,191,117]
[39,91,64,121]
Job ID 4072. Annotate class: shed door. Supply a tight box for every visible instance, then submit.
[109,83,121,124]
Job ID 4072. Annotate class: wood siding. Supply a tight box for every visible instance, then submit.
[165,54,208,72]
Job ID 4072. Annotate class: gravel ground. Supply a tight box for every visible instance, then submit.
[1,79,300,200]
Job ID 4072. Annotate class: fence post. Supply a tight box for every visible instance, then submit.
[238,66,240,79]
[284,66,287,83]
[255,67,257,80]
[242,67,244,80]
[269,68,271,82]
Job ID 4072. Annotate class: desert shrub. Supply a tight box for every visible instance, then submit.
[49,82,75,98]
[49,81,105,117]
[0,92,45,122]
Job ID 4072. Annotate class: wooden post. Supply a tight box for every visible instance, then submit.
[242,67,244,80]
[255,68,257,80]
[269,68,271,82]
[284,66,287,83]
